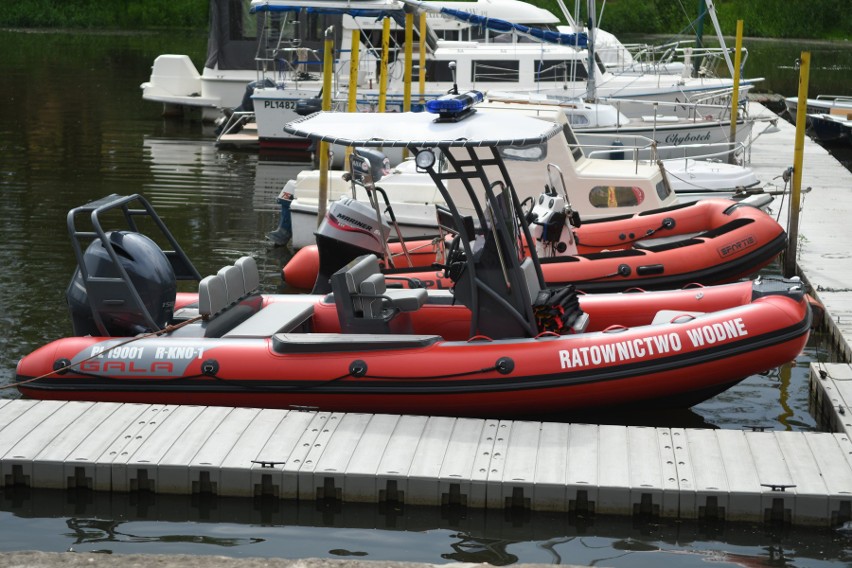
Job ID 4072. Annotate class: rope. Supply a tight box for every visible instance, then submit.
[13,321,502,393]
[354,363,501,381]
[203,363,503,390]
[8,315,204,390]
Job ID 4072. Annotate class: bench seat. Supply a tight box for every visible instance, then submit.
[222,300,315,338]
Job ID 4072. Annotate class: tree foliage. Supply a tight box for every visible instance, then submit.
[0,0,849,38]
[0,0,207,29]
[565,0,851,39]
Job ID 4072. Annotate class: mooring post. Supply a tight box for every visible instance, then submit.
[784,51,810,277]
[317,26,334,228]
[728,20,743,165]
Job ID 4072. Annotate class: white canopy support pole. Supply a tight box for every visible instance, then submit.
[704,0,734,77]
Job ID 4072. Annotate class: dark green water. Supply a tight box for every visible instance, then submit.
[0,29,851,565]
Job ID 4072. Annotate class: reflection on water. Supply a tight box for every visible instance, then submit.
[2,488,851,566]
[0,27,851,566]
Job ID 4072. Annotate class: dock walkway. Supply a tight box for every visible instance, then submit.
[2,102,852,527]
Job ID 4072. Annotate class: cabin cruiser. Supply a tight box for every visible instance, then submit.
[248,0,760,151]
[279,95,764,248]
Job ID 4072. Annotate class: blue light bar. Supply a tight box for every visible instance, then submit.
[425,91,485,119]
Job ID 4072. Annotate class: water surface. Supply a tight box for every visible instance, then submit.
[0,28,850,565]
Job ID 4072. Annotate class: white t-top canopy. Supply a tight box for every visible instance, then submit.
[283,110,563,148]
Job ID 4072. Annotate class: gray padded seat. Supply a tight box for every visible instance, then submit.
[235,256,260,293]
[332,254,427,333]
[354,260,428,315]
[198,275,227,318]
[223,300,315,337]
[342,255,381,295]
[357,273,388,318]
[347,256,428,317]
[218,265,245,304]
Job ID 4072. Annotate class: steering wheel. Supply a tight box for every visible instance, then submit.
[432,234,467,283]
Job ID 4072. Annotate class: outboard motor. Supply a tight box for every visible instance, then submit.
[67,231,177,337]
[311,148,392,293]
[214,78,275,135]
[295,97,323,116]
[528,189,579,258]
[312,196,391,294]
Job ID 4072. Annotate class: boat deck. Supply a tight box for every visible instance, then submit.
[4,102,852,527]
[216,121,259,150]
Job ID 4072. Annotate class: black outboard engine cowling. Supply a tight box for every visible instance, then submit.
[67,231,177,337]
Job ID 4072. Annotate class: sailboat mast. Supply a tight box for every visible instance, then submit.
[586,0,596,100]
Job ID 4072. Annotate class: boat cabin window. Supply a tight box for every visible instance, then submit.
[535,60,588,82]
[471,24,559,44]
[424,60,457,82]
[275,15,298,44]
[303,12,335,43]
[565,114,590,127]
[210,0,260,69]
[473,60,519,83]
[498,144,547,162]
[561,124,585,161]
[594,52,608,75]
[266,11,339,55]
[230,0,257,40]
[656,180,674,201]
[589,186,645,208]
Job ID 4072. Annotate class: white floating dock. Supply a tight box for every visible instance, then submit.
[4,102,852,527]
[0,398,851,526]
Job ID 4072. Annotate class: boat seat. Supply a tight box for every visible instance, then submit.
[359,273,427,314]
[235,256,260,293]
[174,256,261,323]
[223,300,314,338]
[633,232,701,251]
[198,275,228,318]
[218,265,245,304]
[331,254,427,333]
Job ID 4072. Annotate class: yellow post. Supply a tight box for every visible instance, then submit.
[317,26,334,228]
[402,12,414,159]
[419,12,426,106]
[727,19,743,165]
[404,13,413,112]
[347,26,360,112]
[345,26,361,169]
[784,51,810,277]
[379,17,390,113]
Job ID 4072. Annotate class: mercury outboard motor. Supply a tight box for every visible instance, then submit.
[67,231,177,337]
[312,196,391,293]
[311,148,392,293]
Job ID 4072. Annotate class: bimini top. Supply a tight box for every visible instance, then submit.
[283,107,563,148]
